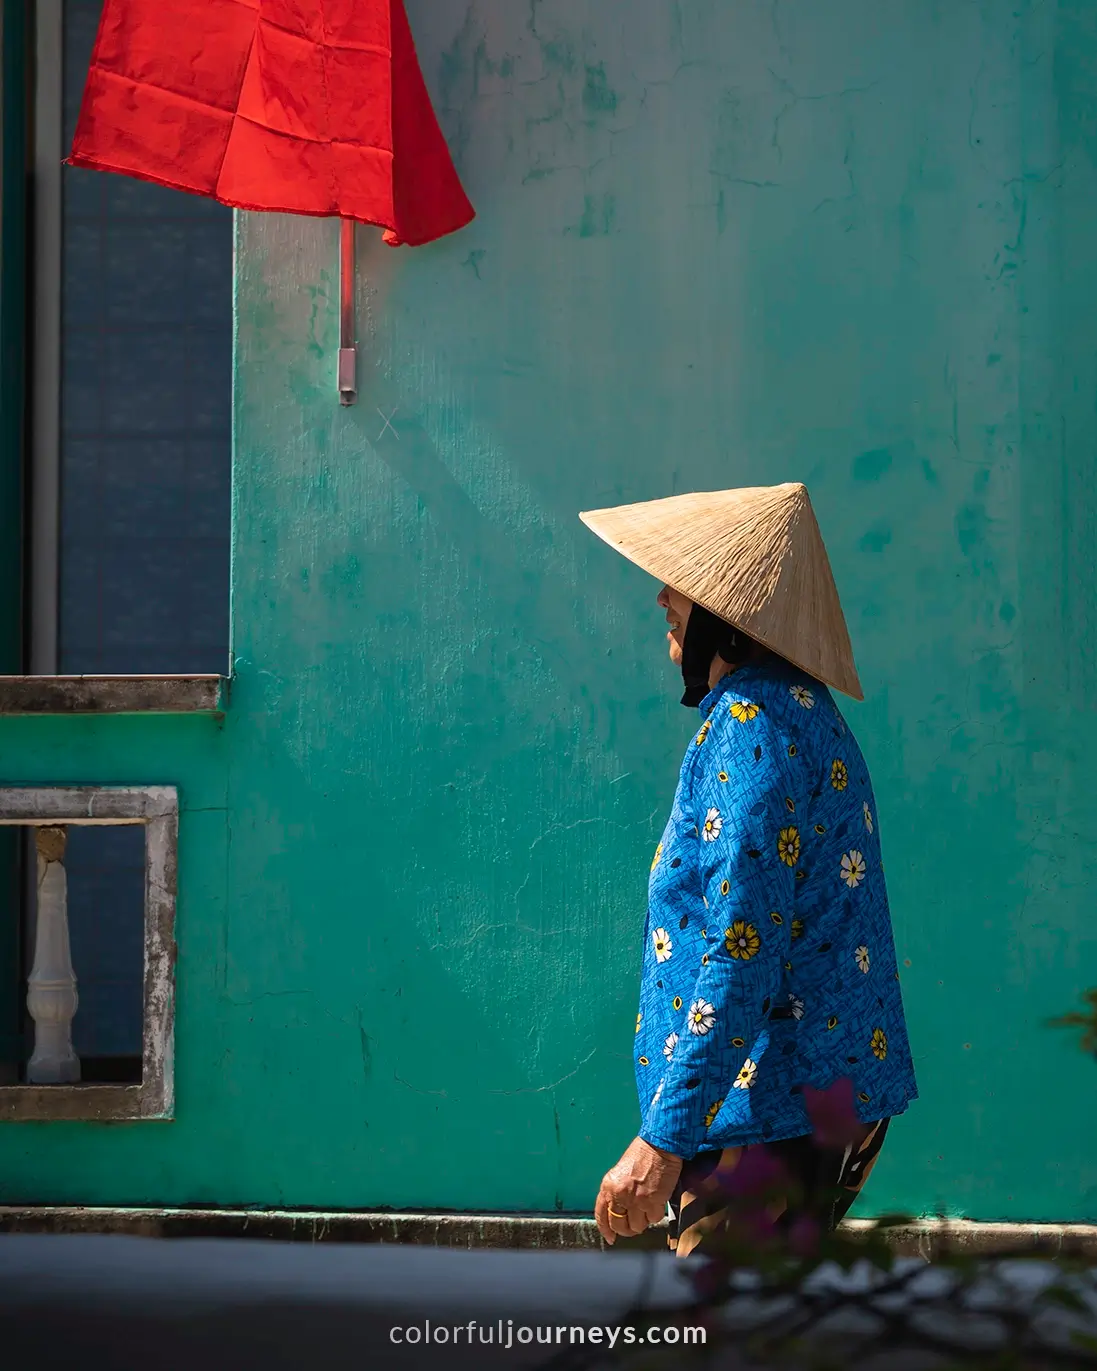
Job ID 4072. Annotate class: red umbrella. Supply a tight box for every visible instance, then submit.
[68,0,476,401]
[68,0,474,245]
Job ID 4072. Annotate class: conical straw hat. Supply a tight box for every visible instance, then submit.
[579,483,863,701]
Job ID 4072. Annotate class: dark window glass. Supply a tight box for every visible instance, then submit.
[59,0,232,675]
[64,825,146,1064]
[52,1,231,1064]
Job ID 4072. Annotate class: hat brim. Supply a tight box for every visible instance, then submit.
[579,491,865,702]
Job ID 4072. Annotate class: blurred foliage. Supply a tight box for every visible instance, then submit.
[560,991,1097,1370]
[1049,989,1097,1057]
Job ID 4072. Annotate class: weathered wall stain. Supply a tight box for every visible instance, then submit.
[852,448,894,484]
[1,0,1096,1221]
[564,193,616,238]
[582,63,619,120]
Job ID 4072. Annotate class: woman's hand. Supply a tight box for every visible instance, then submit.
[594,1137,683,1244]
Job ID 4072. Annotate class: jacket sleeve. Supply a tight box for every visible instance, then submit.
[638,702,797,1156]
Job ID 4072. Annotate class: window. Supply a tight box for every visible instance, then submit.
[57,0,233,676]
[0,785,177,1121]
[0,1,231,1091]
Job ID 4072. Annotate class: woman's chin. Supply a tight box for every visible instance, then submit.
[668,642,683,665]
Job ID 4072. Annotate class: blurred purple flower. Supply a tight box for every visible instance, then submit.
[731,1207,783,1249]
[714,1145,790,1200]
[688,1259,728,1300]
[801,1078,862,1148]
[706,1148,791,1255]
[786,1213,821,1259]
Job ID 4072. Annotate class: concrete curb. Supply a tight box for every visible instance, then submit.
[2,1206,1097,1257]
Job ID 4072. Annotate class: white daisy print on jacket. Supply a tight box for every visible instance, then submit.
[733,1058,758,1089]
[788,993,805,1020]
[840,850,867,889]
[790,685,815,709]
[855,945,870,974]
[650,1080,665,1108]
[663,1031,679,1060]
[863,802,874,834]
[702,808,723,842]
[687,999,717,1035]
[652,928,673,962]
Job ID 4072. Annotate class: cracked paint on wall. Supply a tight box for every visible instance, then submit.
[1,0,1096,1221]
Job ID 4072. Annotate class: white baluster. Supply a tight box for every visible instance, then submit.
[27,826,80,1084]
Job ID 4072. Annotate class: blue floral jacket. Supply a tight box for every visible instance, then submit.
[635,659,917,1157]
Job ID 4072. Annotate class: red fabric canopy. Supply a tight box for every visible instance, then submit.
[67,0,475,246]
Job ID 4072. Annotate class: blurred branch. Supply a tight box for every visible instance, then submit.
[1048,988,1097,1056]
[561,996,1097,1368]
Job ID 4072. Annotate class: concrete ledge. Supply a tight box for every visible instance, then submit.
[0,1207,611,1249]
[2,1207,1096,1257]
[0,675,225,714]
[842,1218,1097,1259]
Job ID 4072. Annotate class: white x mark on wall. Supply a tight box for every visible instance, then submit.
[376,407,399,440]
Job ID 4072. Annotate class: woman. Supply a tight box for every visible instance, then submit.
[580,483,916,1257]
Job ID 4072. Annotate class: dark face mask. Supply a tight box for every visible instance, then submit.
[680,603,743,708]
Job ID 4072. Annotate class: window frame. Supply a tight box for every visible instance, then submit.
[0,784,177,1121]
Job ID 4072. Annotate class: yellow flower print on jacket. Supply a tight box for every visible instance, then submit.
[633,663,917,1158]
[651,841,663,872]
[724,920,761,960]
[778,826,801,866]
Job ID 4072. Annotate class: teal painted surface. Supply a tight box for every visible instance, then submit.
[2,0,1097,1220]
[0,713,230,1175]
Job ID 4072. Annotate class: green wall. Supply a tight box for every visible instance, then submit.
[2,0,1097,1220]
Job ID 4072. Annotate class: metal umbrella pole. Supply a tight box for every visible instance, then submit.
[337,217,357,406]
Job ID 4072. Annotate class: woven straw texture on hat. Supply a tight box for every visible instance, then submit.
[579,483,863,701]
